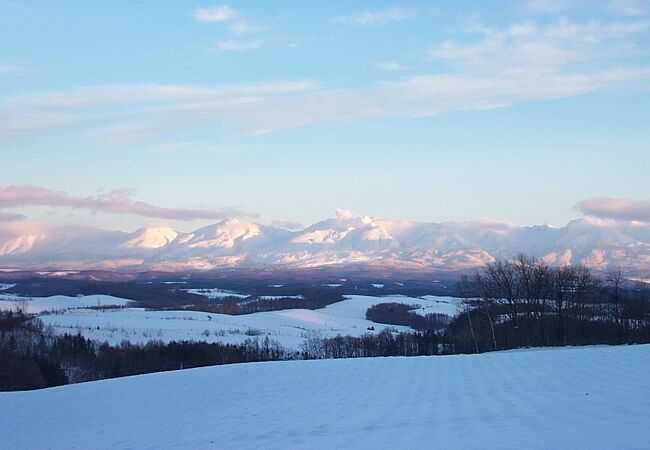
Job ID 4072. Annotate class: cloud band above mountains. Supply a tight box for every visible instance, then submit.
[578,198,650,222]
[0,185,252,221]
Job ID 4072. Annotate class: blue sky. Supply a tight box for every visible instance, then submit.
[1,0,649,231]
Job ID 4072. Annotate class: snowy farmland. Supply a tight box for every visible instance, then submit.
[1,344,648,449]
[36,295,463,350]
[181,287,248,299]
[0,294,133,314]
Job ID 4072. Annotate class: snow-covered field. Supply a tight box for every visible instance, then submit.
[0,294,133,314]
[2,344,648,449]
[37,295,463,349]
[181,288,249,299]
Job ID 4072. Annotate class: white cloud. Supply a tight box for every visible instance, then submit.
[378,62,408,71]
[429,20,650,77]
[525,0,647,15]
[191,5,236,23]
[335,8,410,26]
[213,39,263,51]
[3,67,647,143]
[578,198,650,222]
[1,19,648,143]
[270,220,303,230]
[190,5,260,34]
[0,64,22,75]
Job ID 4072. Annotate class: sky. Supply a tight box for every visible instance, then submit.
[1,0,649,232]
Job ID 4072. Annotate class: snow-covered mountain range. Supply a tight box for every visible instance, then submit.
[1,210,649,275]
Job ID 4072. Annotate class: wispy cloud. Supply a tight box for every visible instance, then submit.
[0,64,22,75]
[377,61,408,71]
[191,5,236,23]
[578,198,650,222]
[0,81,318,140]
[270,220,304,230]
[525,0,647,16]
[430,20,650,77]
[0,212,25,221]
[191,5,260,34]
[1,19,648,142]
[2,69,648,142]
[214,39,262,51]
[335,7,410,26]
[0,185,255,221]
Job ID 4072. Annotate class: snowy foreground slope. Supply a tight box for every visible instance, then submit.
[2,345,649,449]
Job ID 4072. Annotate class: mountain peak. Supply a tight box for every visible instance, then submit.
[187,219,261,249]
[121,225,178,249]
[2,215,650,276]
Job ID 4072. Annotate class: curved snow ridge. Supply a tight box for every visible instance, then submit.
[187,219,261,249]
[0,234,44,255]
[2,345,649,449]
[121,225,178,249]
[291,228,349,245]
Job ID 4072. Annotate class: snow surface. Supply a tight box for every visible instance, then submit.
[182,288,249,299]
[257,295,304,300]
[2,345,649,449]
[37,295,462,349]
[0,294,133,313]
[121,225,178,249]
[418,295,464,316]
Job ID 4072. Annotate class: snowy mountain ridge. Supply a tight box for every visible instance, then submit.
[1,212,650,274]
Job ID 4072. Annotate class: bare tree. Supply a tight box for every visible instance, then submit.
[552,265,575,346]
[481,259,520,347]
[475,272,498,351]
[458,274,479,353]
[514,255,552,346]
[606,270,624,342]
[14,297,29,315]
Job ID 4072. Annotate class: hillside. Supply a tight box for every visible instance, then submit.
[1,345,648,449]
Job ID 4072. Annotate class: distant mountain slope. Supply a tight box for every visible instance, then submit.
[1,212,650,275]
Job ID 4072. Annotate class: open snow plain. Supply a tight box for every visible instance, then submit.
[0,294,133,314]
[2,344,648,449]
[36,295,463,350]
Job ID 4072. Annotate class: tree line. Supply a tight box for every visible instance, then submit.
[450,254,650,353]
[0,310,290,391]
[301,329,447,359]
[365,303,451,331]
[186,291,344,315]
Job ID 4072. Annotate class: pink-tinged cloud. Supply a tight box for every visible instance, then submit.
[578,197,650,222]
[0,212,25,221]
[0,185,254,221]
